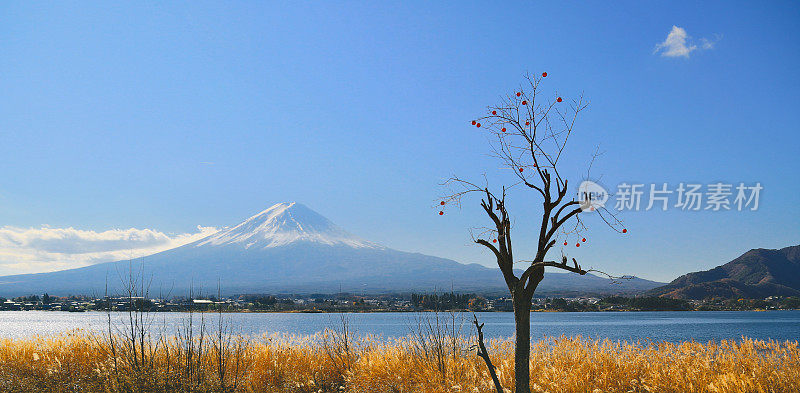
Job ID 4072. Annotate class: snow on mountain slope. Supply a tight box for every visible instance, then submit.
[0,202,664,297]
[195,202,381,249]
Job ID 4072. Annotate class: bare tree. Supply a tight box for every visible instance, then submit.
[409,307,467,385]
[94,260,163,391]
[211,282,248,393]
[441,72,626,393]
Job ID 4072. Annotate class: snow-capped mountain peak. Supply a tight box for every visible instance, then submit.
[196,202,380,249]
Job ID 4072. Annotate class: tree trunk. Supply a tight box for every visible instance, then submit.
[513,292,532,393]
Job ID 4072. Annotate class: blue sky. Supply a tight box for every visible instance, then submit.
[1,1,798,281]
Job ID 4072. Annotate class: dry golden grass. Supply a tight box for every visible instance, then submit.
[0,330,798,393]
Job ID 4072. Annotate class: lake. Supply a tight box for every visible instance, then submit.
[1,310,799,343]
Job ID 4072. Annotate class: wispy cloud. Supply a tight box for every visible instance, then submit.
[654,26,720,58]
[0,225,218,275]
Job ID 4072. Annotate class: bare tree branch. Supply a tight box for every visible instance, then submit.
[471,314,504,393]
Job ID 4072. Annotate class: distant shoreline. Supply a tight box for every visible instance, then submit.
[1,308,797,314]
[4,293,798,313]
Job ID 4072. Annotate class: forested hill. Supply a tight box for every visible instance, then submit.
[648,245,800,300]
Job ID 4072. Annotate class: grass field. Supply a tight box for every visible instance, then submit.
[1,323,798,393]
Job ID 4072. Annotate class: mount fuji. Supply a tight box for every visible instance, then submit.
[0,203,662,297]
[195,202,380,250]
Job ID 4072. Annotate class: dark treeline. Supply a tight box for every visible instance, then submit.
[531,296,800,312]
[542,296,693,312]
[410,293,487,310]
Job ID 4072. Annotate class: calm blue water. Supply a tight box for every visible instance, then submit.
[1,310,798,343]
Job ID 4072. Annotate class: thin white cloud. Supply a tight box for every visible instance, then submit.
[0,225,218,276]
[654,26,719,58]
[700,34,723,50]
